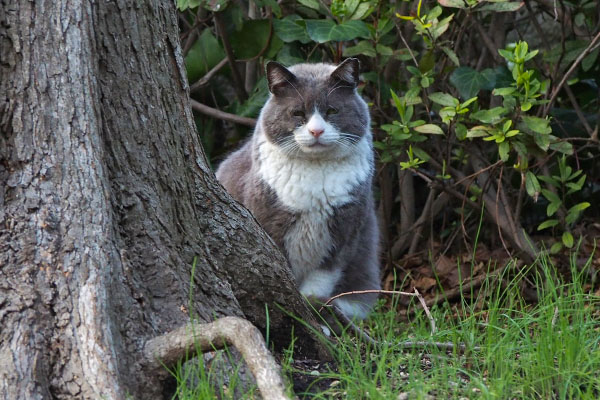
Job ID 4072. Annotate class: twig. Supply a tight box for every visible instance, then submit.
[320,289,417,311]
[189,58,228,93]
[563,84,595,137]
[544,30,600,115]
[471,18,502,63]
[414,288,436,335]
[213,12,248,101]
[143,316,290,400]
[190,99,257,127]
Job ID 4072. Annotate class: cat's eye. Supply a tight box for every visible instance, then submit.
[292,110,305,118]
[326,107,338,115]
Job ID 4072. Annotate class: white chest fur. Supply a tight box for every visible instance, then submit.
[255,133,373,286]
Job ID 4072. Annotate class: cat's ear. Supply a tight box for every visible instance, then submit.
[266,61,297,96]
[330,58,360,88]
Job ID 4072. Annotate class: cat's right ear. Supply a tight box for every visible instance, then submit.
[266,61,297,96]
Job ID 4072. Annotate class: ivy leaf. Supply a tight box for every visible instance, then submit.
[305,19,371,43]
[450,66,495,99]
[273,16,311,43]
[231,20,283,59]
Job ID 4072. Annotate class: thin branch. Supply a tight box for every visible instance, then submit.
[213,12,248,101]
[143,316,290,400]
[544,30,600,115]
[189,57,228,93]
[190,99,256,127]
[471,18,503,63]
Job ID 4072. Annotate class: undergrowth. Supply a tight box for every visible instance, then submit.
[173,248,600,399]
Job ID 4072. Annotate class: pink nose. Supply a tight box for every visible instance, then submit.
[309,128,324,138]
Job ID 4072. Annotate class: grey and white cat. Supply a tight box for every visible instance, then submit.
[216,58,380,320]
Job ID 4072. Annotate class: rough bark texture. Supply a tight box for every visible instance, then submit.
[0,1,322,398]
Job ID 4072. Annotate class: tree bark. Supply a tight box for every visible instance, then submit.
[0,1,323,399]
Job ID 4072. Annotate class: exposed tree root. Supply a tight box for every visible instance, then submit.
[142,316,291,400]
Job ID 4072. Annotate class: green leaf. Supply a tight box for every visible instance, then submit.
[350,2,373,20]
[305,19,371,43]
[414,124,444,135]
[450,66,495,100]
[521,116,552,134]
[534,131,551,151]
[185,29,225,83]
[550,242,563,254]
[493,87,516,96]
[252,0,282,17]
[471,107,507,124]
[544,40,588,66]
[231,19,283,59]
[477,2,524,12]
[498,141,509,161]
[549,140,574,155]
[376,44,394,56]
[441,46,460,66]
[455,123,467,140]
[343,40,377,57]
[568,202,590,214]
[297,0,320,10]
[273,16,311,43]
[467,125,492,138]
[431,14,454,40]
[525,171,541,197]
[541,188,560,205]
[429,92,458,107]
[537,219,559,231]
[582,48,599,71]
[562,231,574,248]
[437,0,469,8]
[547,201,561,217]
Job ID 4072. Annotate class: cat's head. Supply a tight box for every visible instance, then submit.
[259,58,370,160]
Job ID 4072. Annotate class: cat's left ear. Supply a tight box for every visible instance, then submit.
[330,58,360,88]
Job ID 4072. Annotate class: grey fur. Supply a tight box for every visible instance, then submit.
[216,59,380,319]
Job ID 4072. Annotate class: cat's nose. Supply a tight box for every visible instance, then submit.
[309,128,324,138]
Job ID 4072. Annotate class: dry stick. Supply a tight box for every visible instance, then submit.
[143,316,291,400]
[414,288,436,335]
[213,12,247,101]
[190,99,257,127]
[494,165,513,258]
[544,30,600,115]
[321,290,479,353]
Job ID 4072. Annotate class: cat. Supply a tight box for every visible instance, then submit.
[216,58,380,320]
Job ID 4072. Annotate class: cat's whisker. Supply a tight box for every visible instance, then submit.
[284,78,305,103]
[327,84,354,97]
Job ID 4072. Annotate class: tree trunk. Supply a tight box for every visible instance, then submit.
[0,1,322,398]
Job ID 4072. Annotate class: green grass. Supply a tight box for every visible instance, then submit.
[173,249,600,399]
